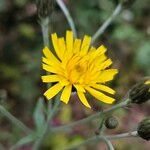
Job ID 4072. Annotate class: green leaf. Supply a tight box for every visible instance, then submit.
[33,98,46,133]
[11,134,36,150]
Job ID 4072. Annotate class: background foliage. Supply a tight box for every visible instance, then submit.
[0,0,150,149]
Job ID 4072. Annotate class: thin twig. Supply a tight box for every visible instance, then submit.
[52,99,130,133]
[0,105,32,134]
[103,137,114,150]
[92,3,122,44]
[41,17,50,47]
[65,131,137,150]
[40,17,52,111]
[56,0,77,38]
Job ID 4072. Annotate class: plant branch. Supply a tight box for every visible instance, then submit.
[40,17,50,47]
[103,137,114,150]
[0,105,32,134]
[52,99,130,133]
[92,3,122,44]
[56,0,77,38]
[40,17,52,111]
[65,131,137,150]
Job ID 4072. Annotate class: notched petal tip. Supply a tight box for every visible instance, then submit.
[66,30,73,34]
[97,45,107,54]
[107,98,116,104]
[43,92,49,100]
[77,92,91,109]
[43,46,50,53]
[60,99,68,104]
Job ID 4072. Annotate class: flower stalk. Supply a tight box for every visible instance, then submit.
[65,131,137,150]
[92,3,122,44]
[56,0,77,38]
[52,99,130,133]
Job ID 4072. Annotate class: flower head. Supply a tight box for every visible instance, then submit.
[129,78,150,104]
[41,31,118,108]
[137,117,150,141]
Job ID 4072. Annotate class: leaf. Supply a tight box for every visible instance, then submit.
[11,134,36,150]
[33,97,46,133]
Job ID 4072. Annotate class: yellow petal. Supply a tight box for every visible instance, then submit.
[43,47,60,64]
[73,39,81,53]
[85,87,115,104]
[96,45,107,55]
[42,63,62,74]
[41,75,59,83]
[60,85,72,104]
[66,31,73,52]
[88,47,107,65]
[42,57,61,67]
[145,80,150,85]
[44,83,64,100]
[77,92,91,108]
[91,84,115,95]
[98,69,118,83]
[58,37,66,59]
[73,84,86,93]
[98,59,112,70]
[51,33,62,60]
[80,35,91,55]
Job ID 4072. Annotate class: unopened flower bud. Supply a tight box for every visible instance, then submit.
[129,79,150,104]
[105,116,118,129]
[137,118,150,141]
[36,0,54,19]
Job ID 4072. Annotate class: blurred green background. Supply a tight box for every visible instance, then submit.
[0,0,150,149]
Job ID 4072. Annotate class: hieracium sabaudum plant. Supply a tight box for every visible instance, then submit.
[0,0,149,150]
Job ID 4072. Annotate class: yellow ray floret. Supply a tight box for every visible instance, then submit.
[41,30,118,108]
[145,80,150,85]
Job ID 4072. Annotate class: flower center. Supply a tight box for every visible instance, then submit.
[66,54,88,84]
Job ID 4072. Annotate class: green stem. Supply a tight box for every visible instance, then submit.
[103,137,114,150]
[52,99,130,132]
[40,17,52,111]
[56,0,77,38]
[92,3,122,44]
[0,105,32,134]
[65,131,137,150]
[41,17,50,47]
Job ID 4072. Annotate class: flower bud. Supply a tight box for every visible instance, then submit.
[104,116,118,129]
[36,0,54,19]
[129,79,150,104]
[137,118,150,141]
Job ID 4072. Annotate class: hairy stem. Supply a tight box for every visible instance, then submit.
[41,17,50,47]
[92,3,122,44]
[65,131,137,150]
[40,17,52,111]
[103,137,114,150]
[52,99,130,132]
[0,105,32,134]
[56,0,77,38]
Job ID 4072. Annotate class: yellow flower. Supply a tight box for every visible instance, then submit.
[41,31,118,108]
[145,80,150,85]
